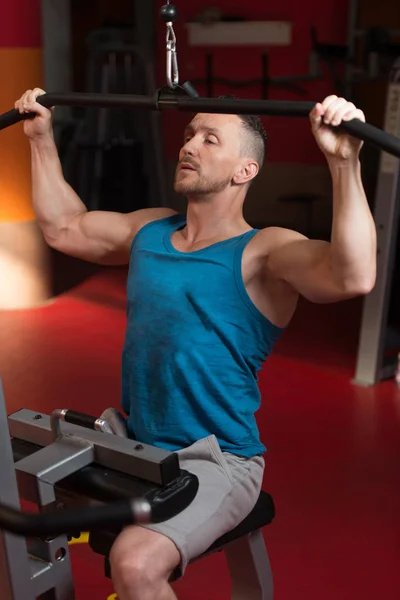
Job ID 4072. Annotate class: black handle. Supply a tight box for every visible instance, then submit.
[0,109,33,130]
[342,118,400,158]
[1,91,399,159]
[0,92,158,131]
[63,410,98,430]
[0,499,151,538]
[0,474,200,537]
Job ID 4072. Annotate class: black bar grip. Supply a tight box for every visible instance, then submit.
[0,499,151,538]
[172,96,316,117]
[0,474,200,537]
[341,118,400,159]
[63,410,98,430]
[0,109,34,130]
[0,92,158,131]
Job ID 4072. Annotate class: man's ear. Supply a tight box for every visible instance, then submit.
[233,161,259,185]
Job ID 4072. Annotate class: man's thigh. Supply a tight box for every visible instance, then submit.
[140,434,265,576]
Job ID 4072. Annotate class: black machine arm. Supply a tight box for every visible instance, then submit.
[0,498,147,538]
[1,91,400,158]
[0,464,199,538]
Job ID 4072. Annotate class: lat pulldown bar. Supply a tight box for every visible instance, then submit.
[0,91,399,159]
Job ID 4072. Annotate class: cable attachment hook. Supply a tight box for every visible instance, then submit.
[160,3,180,89]
[166,23,179,89]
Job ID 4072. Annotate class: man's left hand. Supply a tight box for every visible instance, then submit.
[310,95,365,161]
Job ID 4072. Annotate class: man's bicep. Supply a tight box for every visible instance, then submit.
[46,210,133,264]
[50,207,177,265]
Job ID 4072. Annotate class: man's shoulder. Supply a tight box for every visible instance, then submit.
[128,208,180,238]
[250,226,307,259]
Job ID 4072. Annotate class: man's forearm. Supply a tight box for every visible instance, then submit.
[328,157,377,291]
[30,135,87,241]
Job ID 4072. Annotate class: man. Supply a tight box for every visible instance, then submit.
[15,89,376,600]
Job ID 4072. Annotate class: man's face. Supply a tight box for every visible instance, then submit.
[174,113,244,197]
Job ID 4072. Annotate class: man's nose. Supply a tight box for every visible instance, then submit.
[181,137,198,156]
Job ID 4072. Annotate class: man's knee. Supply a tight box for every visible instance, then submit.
[109,526,180,590]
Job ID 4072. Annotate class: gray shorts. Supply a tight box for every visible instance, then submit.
[140,434,265,577]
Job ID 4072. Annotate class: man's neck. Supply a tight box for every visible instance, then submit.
[182,196,250,243]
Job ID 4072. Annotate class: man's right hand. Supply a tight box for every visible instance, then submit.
[14,88,53,140]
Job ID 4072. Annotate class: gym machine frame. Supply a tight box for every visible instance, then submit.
[0,376,276,600]
[0,376,198,600]
[353,57,400,386]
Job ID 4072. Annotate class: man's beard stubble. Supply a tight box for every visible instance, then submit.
[174,169,232,197]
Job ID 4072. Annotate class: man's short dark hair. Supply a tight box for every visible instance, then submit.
[238,113,267,168]
[219,96,268,169]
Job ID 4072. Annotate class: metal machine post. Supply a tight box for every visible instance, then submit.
[0,379,35,600]
[353,58,400,386]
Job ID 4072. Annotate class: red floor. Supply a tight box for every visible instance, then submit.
[1,268,400,599]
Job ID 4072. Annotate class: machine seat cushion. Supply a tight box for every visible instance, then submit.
[91,489,275,576]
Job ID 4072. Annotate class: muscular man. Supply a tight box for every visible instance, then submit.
[15,89,376,600]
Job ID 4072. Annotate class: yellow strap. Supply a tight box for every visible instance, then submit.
[107,595,118,600]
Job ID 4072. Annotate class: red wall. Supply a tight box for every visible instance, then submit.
[157,0,349,165]
[0,0,42,46]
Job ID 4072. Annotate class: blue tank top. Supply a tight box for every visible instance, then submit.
[121,214,284,457]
